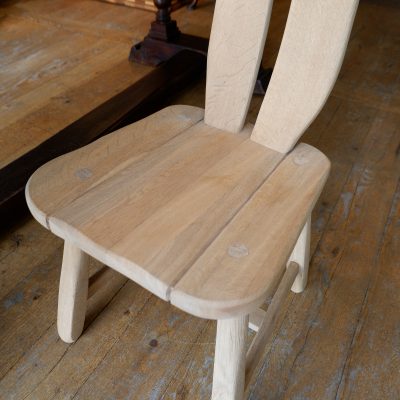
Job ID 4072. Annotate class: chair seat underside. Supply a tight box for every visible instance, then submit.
[26,105,330,319]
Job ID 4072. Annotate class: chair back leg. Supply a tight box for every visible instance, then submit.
[57,241,89,343]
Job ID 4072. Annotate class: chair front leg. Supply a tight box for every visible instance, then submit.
[212,315,249,400]
[57,241,89,343]
[290,214,311,293]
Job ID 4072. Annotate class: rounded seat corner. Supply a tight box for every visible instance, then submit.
[170,286,270,320]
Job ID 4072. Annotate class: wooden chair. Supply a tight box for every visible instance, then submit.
[25,0,359,398]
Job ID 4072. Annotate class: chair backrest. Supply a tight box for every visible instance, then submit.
[205,0,359,153]
[204,0,274,133]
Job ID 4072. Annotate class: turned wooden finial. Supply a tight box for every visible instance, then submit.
[147,0,180,42]
[154,0,172,23]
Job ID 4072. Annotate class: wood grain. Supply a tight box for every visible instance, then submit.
[1,0,399,398]
[245,262,299,389]
[171,143,330,319]
[212,315,248,400]
[27,109,286,304]
[57,241,89,343]
[252,0,359,153]
[249,93,400,400]
[205,0,273,132]
[289,214,311,293]
[27,105,331,319]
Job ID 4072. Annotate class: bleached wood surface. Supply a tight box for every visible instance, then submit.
[252,0,359,153]
[205,0,273,133]
[26,105,330,319]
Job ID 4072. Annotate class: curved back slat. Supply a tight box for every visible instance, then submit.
[205,0,274,133]
[251,0,359,153]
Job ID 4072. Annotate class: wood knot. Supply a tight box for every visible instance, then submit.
[228,243,249,259]
[293,152,310,165]
[75,168,93,180]
[149,339,158,347]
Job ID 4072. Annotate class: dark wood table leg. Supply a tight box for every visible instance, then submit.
[130,0,208,66]
[129,0,271,94]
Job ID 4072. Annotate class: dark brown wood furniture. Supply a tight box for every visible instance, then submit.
[130,0,208,66]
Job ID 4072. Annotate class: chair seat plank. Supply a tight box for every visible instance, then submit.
[26,105,204,228]
[170,143,330,319]
[248,307,267,332]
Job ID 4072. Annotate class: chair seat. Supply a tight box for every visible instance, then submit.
[26,105,330,319]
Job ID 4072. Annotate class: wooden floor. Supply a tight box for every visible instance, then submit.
[0,0,213,169]
[1,0,400,399]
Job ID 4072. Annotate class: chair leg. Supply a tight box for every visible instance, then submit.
[212,315,248,400]
[57,241,89,343]
[290,214,311,293]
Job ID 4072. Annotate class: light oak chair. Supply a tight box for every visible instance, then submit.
[26,0,359,398]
